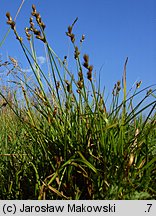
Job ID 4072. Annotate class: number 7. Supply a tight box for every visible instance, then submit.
[147,204,152,212]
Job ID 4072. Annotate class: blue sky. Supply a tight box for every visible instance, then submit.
[0,0,156,100]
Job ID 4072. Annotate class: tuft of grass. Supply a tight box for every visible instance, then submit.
[0,4,156,199]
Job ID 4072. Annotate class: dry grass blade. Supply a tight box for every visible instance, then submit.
[14,0,26,21]
[0,0,25,48]
[40,181,70,200]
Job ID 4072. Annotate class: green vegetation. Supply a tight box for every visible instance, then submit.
[0,5,156,199]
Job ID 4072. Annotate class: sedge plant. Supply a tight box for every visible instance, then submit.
[0,4,155,199]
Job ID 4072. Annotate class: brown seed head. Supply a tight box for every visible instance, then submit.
[117,80,121,86]
[33,28,41,36]
[68,26,72,35]
[30,17,33,22]
[36,12,41,19]
[32,4,36,13]
[117,86,121,93]
[87,70,92,81]
[83,54,89,63]
[66,83,71,93]
[41,22,46,30]
[83,62,89,69]
[77,89,81,94]
[25,27,31,40]
[74,46,80,59]
[63,56,67,65]
[146,89,152,96]
[70,33,75,43]
[36,35,46,43]
[56,81,60,89]
[6,12,16,30]
[29,17,34,29]
[88,65,93,72]
[77,81,83,89]
[136,81,142,88]
[10,21,16,30]
[31,11,36,16]
[78,71,83,81]
[6,12,12,21]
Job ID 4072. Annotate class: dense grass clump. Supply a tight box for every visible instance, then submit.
[0,5,156,199]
